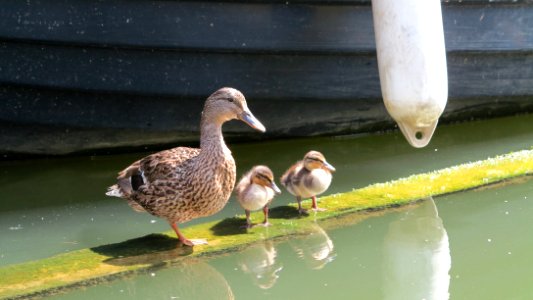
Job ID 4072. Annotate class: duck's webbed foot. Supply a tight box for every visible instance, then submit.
[183,239,208,246]
[311,196,326,212]
[170,222,208,247]
[259,221,271,227]
[298,208,309,215]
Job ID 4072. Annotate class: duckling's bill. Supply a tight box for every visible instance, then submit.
[324,161,336,172]
[271,181,282,194]
[240,109,266,132]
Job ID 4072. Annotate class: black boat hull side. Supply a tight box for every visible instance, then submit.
[1,0,533,155]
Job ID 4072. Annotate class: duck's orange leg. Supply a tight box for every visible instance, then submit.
[311,196,326,212]
[261,205,271,227]
[170,222,207,246]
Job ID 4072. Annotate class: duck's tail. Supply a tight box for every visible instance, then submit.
[105,184,123,197]
[105,184,146,213]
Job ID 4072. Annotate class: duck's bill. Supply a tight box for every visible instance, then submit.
[240,110,266,132]
[324,161,336,172]
[270,182,282,194]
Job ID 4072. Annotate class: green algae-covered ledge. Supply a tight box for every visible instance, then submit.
[2,150,533,299]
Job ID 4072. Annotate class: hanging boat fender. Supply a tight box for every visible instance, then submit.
[372,0,448,148]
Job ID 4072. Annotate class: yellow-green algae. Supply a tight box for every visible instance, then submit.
[1,150,533,299]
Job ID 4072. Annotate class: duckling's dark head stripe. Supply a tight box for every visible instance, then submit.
[307,157,323,163]
[257,173,272,183]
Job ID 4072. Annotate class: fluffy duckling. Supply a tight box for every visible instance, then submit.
[106,87,265,246]
[281,151,335,214]
[235,166,281,228]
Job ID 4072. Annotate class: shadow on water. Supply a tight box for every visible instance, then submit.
[91,233,193,266]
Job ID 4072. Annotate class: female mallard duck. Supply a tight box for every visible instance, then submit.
[106,87,266,246]
[280,151,335,214]
[235,165,281,228]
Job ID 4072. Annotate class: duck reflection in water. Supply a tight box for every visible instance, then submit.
[169,261,235,300]
[117,259,234,299]
[383,197,451,300]
[289,223,336,270]
[237,240,283,289]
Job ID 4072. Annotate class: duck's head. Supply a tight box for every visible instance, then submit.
[303,151,336,172]
[203,87,266,132]
[251,165,281,194]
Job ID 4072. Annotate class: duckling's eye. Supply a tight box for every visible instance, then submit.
[307,157,322,163]
[225,97,234,103]
[257,174,272,183]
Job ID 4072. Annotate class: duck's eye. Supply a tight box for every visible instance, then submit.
[226,97,234,103]
[257,174,271,183]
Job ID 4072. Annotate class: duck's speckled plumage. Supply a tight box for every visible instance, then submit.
[130,147,236,224]
[281,151,335,213]
[106,87,265,246]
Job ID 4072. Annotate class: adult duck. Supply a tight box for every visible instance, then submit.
[280,151,335,214]
[106,87,265,246]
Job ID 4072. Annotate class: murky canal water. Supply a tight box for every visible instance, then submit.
[0,114,532,299]
[50,178,533,300]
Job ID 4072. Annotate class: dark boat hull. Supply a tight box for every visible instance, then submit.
[1,0,533,155]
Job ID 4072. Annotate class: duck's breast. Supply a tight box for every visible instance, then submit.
[302,169,332,197]
[198,158,236,214]
[239,184,272,211]
[164,156,235,223]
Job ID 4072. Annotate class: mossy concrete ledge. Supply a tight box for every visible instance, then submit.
[1,150,533,299]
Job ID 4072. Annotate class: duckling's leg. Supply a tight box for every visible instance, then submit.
[297,196,307,214]
[261,205,271,227]
[311,196,327,212]
[170,222,207,246]
[245,210,253,228]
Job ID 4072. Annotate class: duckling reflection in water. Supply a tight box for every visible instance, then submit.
[106,88,266,246]
[281,151,335,214]
[236,166,281,228]
[289,223,336,270]
[237,240,283,289]
[383,197,451,300]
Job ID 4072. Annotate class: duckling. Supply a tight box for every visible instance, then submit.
[235,166,281,228]
[106,87,266,246]
[280,151,335,214]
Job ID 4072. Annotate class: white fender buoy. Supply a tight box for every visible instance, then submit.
[372,0,448,148]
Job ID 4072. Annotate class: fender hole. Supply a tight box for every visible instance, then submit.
[415,131,423,140]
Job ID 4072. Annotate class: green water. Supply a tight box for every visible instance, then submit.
[50,179,533,300]
[0,114,532,298]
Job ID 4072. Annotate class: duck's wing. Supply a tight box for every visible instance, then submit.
[235,170,252,197]
[139,147,201,183]
[108,147,200,197]
[281,161,304,187]
[121,175,197,216]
